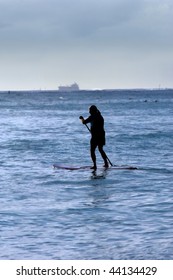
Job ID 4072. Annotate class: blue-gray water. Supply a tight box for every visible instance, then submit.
[0,89,173,259]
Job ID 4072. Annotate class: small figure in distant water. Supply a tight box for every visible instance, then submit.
[80,105,108,170]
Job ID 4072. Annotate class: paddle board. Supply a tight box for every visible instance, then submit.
[53,164,90,170]
[53,164,137,170]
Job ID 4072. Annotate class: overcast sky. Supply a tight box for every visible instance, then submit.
[0,0,173,90]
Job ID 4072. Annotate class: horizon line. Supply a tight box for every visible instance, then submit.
[0,87,173,93]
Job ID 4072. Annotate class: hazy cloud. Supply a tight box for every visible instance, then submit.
[0,0,173,89]
[1,0,172,46]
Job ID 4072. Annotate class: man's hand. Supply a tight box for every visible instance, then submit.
[79,116,85,124]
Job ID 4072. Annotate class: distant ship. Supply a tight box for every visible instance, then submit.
[58,83,80,92]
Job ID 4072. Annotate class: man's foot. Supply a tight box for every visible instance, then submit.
[90,165,97,170]
[103,163,109,168]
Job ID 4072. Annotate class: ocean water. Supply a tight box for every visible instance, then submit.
[0,89,173,260]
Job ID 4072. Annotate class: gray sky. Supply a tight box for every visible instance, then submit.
[0,0,173,90]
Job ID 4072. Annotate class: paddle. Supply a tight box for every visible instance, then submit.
[79,116,113,166]
[79,116,91,133]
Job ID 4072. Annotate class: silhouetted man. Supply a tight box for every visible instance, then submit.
[80,105,108,170]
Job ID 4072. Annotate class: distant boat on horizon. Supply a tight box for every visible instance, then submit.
[58,82,80,92]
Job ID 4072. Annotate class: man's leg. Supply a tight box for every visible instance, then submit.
[90,140,97,169]
[98,145,109,167]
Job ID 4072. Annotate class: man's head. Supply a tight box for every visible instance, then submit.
[89,105,98,115]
